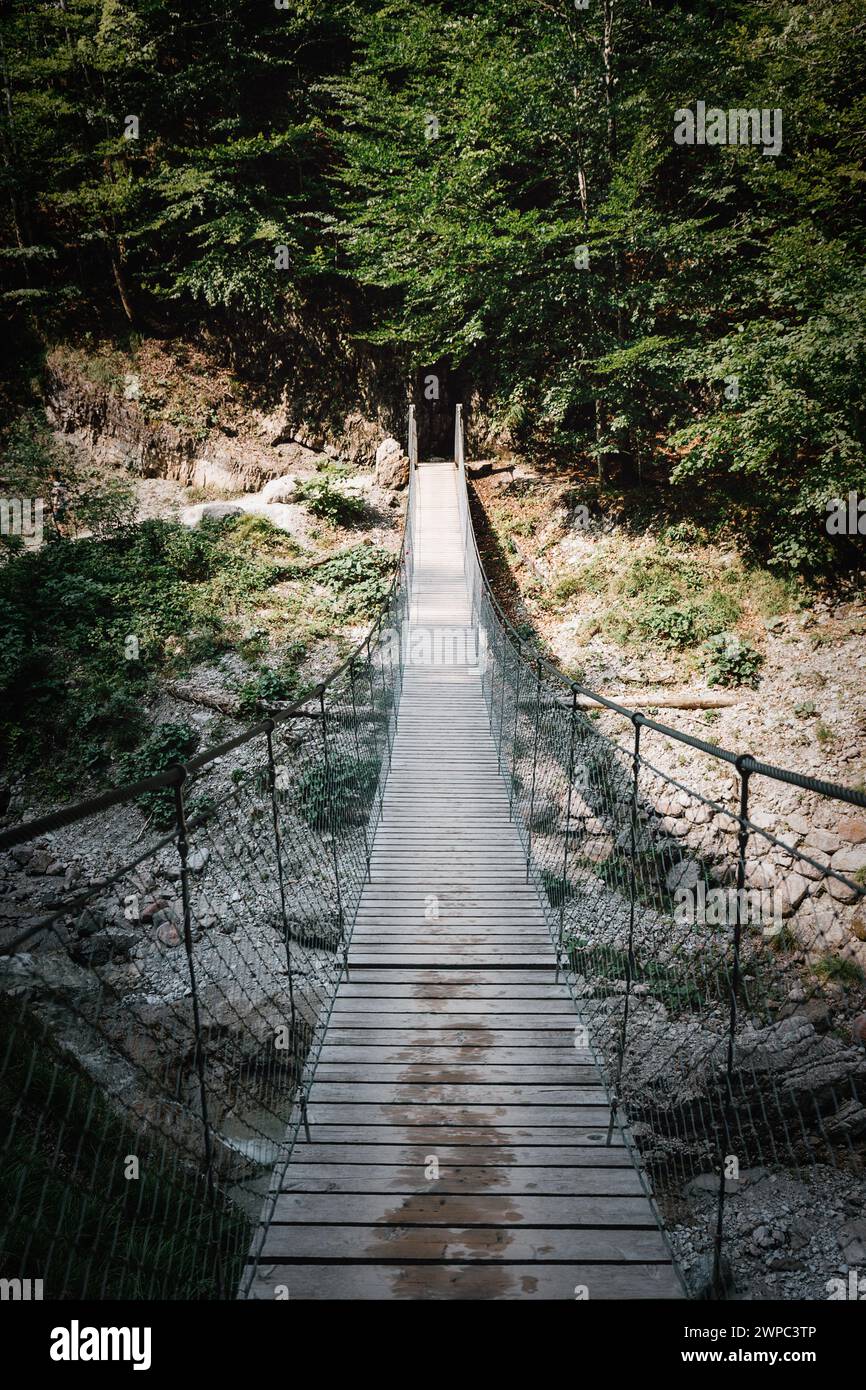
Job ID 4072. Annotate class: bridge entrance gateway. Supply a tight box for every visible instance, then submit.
[245,443,683,1299]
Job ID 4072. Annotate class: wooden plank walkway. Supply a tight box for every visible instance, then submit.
[248,460,682,1300]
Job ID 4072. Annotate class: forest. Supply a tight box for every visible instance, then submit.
[2,0,865,560]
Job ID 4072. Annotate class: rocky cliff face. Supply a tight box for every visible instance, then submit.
[44,347,394,495]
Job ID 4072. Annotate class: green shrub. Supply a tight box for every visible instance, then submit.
[702,632,764,688]
[237,665,301,716]
[0,516,296,790]
[294,478,367,526]
[315,544,395,615]
[296,754,380,830]
[118,722,200,827]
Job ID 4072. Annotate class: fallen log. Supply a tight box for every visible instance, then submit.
[575,690,741,711]
[162,681,241,717]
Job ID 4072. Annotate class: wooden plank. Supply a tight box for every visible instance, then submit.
[270,1193,654,1226]
[304,1104,613,1126]
[345,954,555,965]
[306,1082,609,1105]
[341,969,558,984]
[279,1164,645,1195]
[324,1030,582,1046]
[314,1064,599,1083]
[331,999,575,1015]
[245,1262,683,1300]
[287,1143,637,1167]
[348,934,552,943]
[293,1125,623,1146]
[324,1014,578,1030]
[337,983,571,998]
[260,1223,671,1263]
[318,1048,590,1065]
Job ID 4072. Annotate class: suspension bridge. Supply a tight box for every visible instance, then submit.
[1,406,864,1302]
[246,454,681,1300]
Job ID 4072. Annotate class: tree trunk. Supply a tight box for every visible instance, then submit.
[108,239,135,322]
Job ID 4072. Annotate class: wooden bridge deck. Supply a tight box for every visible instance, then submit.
[248,460,682,1300]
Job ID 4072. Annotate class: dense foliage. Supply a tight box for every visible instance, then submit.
[1,0,865,573]
[0,511,388,789]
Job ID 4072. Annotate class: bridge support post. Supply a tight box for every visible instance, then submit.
[408,403,418,471]
[264,722,300,1070]
[711,757,752,1298]
[556,686,579,980]
[364,634,384,824]
[607,714,642,1143]
[508,638,522,819]
[320,688,349,982]
[525,659,543,883]
[171,771,222,1294]
[349,659,372,883]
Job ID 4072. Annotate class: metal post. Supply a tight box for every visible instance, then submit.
[408,402,418,471]
[496,627,509,772]
[508,638,522,818]
[556,687,579,979]
[377,621,395,775]
[712,757,751,1298]
[525,659,543,883]
[319,688,349,981]
[608,714,642,1144]
[264,725,310,1142]
[349,659,372,883]
[491,614,504,741]
[364,634,384,823]
[172,771,223,1292]
[265,725,297,1026]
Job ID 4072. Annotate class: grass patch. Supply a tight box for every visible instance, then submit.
[531,526,795,665]
[813,954,863,986]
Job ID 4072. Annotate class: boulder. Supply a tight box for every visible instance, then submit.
[617,1013,866,1170]
[156,920,182,948]
[260,474,299,503]
[665,860,701,894]
[794,850,830,881]
[804,828,843,854]
[830,844,866,876]
[777,872,809,917]
[826,875,860,904]
[467,459,494,479]
[180,501,244,528]
[239,499,304,533]
[71,926,138,967]
[375,438,409,490]
[837,1219,866,1264]
[835,816,866,845]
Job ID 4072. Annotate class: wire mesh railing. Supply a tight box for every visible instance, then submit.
[454,405,866,1300]
[0,439,416,1301]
